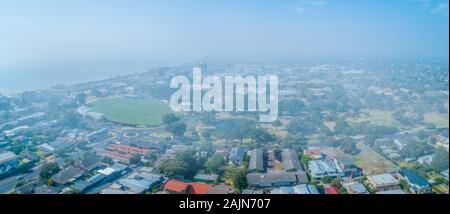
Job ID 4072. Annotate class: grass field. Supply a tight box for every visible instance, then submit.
[347,110,404,129]
[91,98,173,126]
[424,112,449,128]
[353,143,399,174]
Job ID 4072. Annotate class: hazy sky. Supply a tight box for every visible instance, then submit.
[0,0,449,67]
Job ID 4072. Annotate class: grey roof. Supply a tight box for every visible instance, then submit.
[441,169,449,178]
[229,147,246,162]
[87,173,106,185]
[119,178,153,194]
[194,173,219,182]
[79,155,100,171]
[0,151,17,164]
[282,149,303,172]
[249,149,264,171]
[376,189,406,194]
[51,166,83,185]
[368,174,399,186]
[271,187,295,194]
[308,159,338,177]
[242,189,264,194]
[349,183,369,194]
[71,180,91,192]
[292,184,320,194]
[247,173,298,186]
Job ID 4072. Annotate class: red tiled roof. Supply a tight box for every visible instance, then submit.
[164,179,189,193]
[325,187,340,194]
[164,179,213,194]
[102,150,132,160]
[107,144,150,155]
[188,182,213,194]
[304,149,321,156]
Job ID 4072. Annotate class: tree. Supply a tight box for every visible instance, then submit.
[273,149,282,161]
[287,118,316,135]
[205,154,225,174]
[102,156,114,165]
[279,99,305,116]
[40,162,60,180]
[251,128,276,144]
[431,147,449,172]
[301,155,312,166]
[166,122,187,138]
[400,141,434,159]
[129,154,142,165]
[63,111,81,128]
[340,141,361,155]
[163,113,181,124]
[321,176,333,184]
[76,93,86,105]
[232,169,248,190]
[159,159,189,178]
[159,150,204,179]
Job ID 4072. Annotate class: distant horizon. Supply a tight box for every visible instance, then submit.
[1,54,448,95]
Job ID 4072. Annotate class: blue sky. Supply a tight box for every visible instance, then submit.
[0,0,448,67]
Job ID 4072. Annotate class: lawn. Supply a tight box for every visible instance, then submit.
[91,98,173,126]
[352,143,399,174]
[347,110,404,129]
[424,112,449,128]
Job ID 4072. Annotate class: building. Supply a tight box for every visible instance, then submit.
[282,149,303,172]
[164,179,213,194]
[193,173,219,184]
[292,184,320,194]
[270,187,295,194]
[367,173,400,192]
[398,169,432,194]
[0,151,18,175]
[228,147,246,166]
[376,189,406,194]
[332,157,362,178]
[51,166,83,185]
[100,144,150,165]
[441,169,449,179]
[246,172,306,187]
[102,172,164,194]
[325,186,340,194]
[86,128,110,143]
[308,159,339,179]
[417,155,434,165]
[347,183,369,194]
[77,155,100,172]
[303,149,323,159]
[248,149,264,173]
[207,185,235,194]
[270,184,320,194]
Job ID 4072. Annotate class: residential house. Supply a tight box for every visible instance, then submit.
[246,172,306,187]
[282,149,303,172]
[164,179,213,194]
[0,151,18,175]
[228,147,247,166]
[308,159,339,179]
[347,183,369,194]
[332,157,362,178]
[50,166,83,185]
[398,169,432,194]
[248,149,264,173]
[367,173,400,192]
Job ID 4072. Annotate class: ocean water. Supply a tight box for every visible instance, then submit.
[0,59,185,94]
